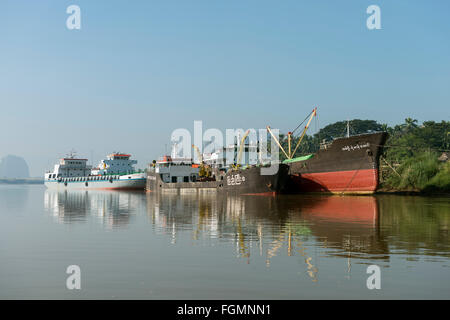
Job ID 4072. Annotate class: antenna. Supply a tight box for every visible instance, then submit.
[67,149,77,159]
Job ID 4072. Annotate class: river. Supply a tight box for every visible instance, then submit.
[0,184,449,299]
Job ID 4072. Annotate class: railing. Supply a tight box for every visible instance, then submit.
[99,170,145,176]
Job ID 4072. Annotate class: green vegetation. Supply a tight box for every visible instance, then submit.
[383,151,440,191]
[423,161,450,193]
[279,118,450,193]
[381,120,450,193]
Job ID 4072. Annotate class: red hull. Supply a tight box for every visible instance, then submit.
[290,168,379,194]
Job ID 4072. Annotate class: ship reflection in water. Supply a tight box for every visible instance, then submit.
[44,189,146,228]
[147,193,394,281]
[41,188,449,294]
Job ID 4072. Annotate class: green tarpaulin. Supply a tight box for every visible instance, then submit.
[282,154,314,164]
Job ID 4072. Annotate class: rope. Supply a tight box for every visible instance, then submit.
[292,109,315,135]
[340,155,366,195]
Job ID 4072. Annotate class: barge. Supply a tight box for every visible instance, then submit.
[146,155,289,196]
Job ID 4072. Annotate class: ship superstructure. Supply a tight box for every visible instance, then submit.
[91,153,138,175]
[45,152,146,190]
[153,155,201,183]
[147,137,289,195]
[45,156,92,180]
[202,142,260,169]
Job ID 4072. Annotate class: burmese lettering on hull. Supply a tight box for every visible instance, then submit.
[226,173,246,186]
[219,165,290,195]
[146,154,290,196]
[286,132,388,194]
[44,153,146,190]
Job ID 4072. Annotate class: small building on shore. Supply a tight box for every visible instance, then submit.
[438,152,450,162]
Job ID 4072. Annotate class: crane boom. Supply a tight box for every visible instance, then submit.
[236,130,250,166]
[265,107,318,160]
[266,126,290,159]
[291,107,317,158]
[192,144,202,163]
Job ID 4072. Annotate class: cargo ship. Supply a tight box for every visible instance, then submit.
[147,155,289,196]
[45,152,146,190]
[267,108,388,194]
[147,135,289,195]
[285,132,388,194]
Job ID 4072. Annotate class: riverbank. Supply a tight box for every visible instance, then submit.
[381,152,450,195]
[376,188,450,197]
[0,178,44,184]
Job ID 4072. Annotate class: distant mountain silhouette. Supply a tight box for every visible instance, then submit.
[0,155,30,179]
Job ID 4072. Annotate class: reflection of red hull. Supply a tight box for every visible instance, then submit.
[291,169,379,194]
[301,195,378,224]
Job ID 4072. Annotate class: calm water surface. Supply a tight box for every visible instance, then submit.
[1,184,449,299]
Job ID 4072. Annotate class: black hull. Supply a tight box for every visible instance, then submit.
[147,164,290,195]
[218,164,290,195]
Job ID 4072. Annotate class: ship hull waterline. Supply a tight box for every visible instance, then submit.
[45,178,146,190]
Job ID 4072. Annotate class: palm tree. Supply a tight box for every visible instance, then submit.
[381,123,395,135]
[404,118,418,131]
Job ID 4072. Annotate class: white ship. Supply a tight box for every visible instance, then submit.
[45,152,146,190]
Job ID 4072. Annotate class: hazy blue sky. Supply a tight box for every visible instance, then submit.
[1,0,449,176]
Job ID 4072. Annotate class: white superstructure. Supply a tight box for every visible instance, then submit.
[202,142,261,168]
[152,155,200,183]
[91,153,138,175]
[46,157,92,179]
[45,152,146,190]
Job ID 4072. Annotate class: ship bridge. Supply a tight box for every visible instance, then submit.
[92,153,138,175]
[45,157,92,179]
